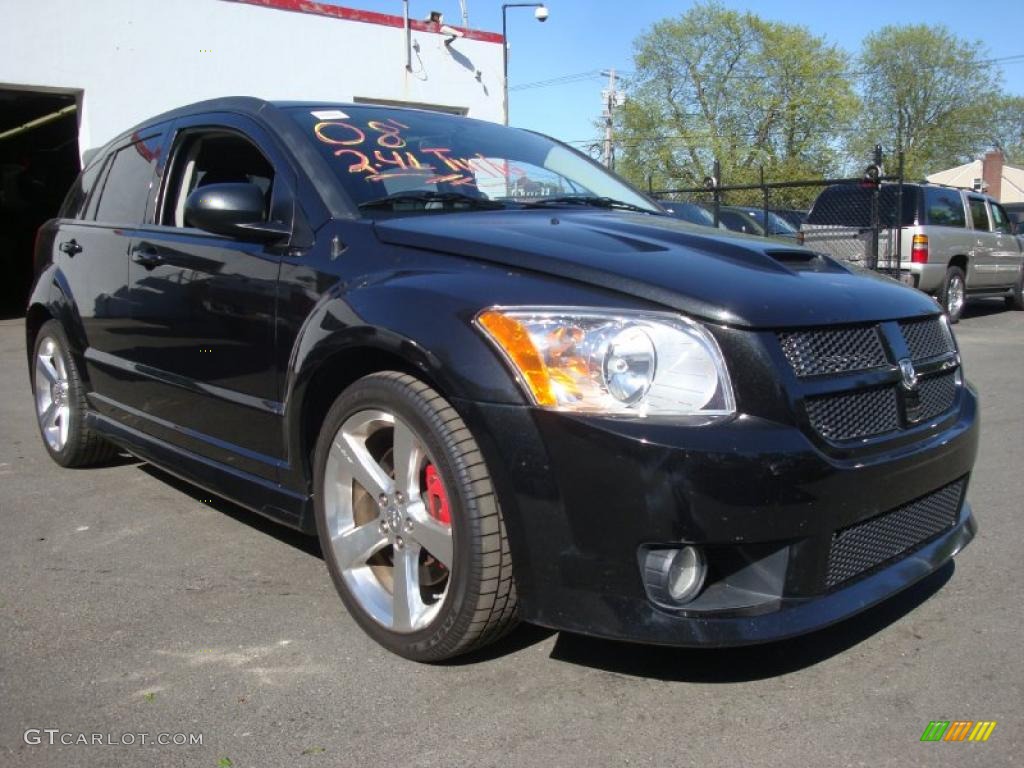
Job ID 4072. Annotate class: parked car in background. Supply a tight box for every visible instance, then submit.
[27,98,979,661]
[730,206,800,240]
[801,182,1024,322]
[771,207,808,230]
[658,199,718,227]
[712,205,767,235]
[706,205,799,241]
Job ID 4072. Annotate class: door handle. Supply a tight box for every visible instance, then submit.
[131,244,163,269]
[59,239,82,256]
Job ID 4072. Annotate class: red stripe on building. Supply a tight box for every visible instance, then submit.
[220,0,505,44]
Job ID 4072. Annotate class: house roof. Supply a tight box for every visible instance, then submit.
[926,159,1024,203]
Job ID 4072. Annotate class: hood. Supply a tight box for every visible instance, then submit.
[373,209,940,328]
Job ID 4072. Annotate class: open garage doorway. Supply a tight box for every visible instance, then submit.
[0,87,81,319]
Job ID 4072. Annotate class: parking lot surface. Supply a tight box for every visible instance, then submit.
[1,305,1021,768]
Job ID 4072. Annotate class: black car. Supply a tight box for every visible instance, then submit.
[771,207,808,230]
[658,200,717,227]
[26,98,978,661]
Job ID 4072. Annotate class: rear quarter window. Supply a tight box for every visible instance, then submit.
[58,159,105,220]
[923,188,966,227]
[91,135,161,225]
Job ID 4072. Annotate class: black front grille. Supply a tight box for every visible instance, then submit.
[918,371,958,422]
[805,386,900,441]
[778,326,887,377]
[780,315,961,444]
[825,477,966,589]
[900,317,955,361]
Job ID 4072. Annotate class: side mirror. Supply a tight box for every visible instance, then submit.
[184,183,291,243]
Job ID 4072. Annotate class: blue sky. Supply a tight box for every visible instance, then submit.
[328,0,1024,144]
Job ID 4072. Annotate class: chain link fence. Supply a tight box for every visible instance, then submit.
[652,157,907,276]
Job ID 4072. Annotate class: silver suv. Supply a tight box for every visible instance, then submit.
[801,183,1024,322]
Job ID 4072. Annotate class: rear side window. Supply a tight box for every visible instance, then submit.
[991,203,1012,234]
[968,197,990,231]
[923,188,966,228]
[805,185,917,228]
[92,138,158,224]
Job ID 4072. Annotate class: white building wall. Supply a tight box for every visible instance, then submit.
[0,0,504,156]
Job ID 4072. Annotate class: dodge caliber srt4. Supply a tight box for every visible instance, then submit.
[26,99,978,660]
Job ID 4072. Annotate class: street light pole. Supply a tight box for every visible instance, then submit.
[501,3,548,126]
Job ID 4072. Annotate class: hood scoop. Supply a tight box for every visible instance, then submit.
[765,249,841,272]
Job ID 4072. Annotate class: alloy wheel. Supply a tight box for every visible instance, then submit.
[947,274,965,318]
[323,409,454,633]
[34,336,72,452]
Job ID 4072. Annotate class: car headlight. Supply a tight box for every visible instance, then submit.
[475,307,735,417]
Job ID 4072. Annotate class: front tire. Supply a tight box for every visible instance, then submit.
[313,371,518,661]
[32,320,118,467]
[939,266,967,324]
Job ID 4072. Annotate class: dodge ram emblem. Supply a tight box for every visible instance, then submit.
[899,358,919,391]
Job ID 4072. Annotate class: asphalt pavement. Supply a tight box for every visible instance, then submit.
[1,302,1021,768]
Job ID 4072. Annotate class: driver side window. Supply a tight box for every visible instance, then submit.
[161,131,275,228]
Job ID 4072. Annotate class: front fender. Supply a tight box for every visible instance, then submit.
[280,267,542,494]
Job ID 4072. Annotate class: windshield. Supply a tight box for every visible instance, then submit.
[286,106,659,214]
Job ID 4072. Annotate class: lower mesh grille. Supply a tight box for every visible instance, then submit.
[825,477,966,589]
[805,386,900,441]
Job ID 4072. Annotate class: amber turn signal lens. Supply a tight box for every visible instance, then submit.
[477,310,556,406]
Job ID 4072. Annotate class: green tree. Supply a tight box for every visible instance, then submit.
[987,95,1024,165]
[856,25,1003,178]
[616,3,857,195]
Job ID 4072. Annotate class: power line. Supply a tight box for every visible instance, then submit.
[509,69,632,91]
[510,53,1023,95]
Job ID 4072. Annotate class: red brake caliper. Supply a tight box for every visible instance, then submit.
[424,464,451,525]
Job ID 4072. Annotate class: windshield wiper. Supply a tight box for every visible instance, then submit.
[358,191,506,211]
[522,195,660,214]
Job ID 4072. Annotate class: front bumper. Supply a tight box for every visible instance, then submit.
[455,386,979,647]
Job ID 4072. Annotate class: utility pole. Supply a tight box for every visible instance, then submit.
[601,69,625,169]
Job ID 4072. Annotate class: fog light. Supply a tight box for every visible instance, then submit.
[667,546,706,602]
[641,545,707,607]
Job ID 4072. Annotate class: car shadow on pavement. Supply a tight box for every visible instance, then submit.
[545,562,954,682]
[137,463,323,559]
[961,298,1012,320]
[88,450,144,469]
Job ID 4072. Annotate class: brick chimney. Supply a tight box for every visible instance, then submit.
[982,149,1004,201]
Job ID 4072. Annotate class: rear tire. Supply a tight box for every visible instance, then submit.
[313,371,518,661]
[31,320,119,467]
[939,266,967,324]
